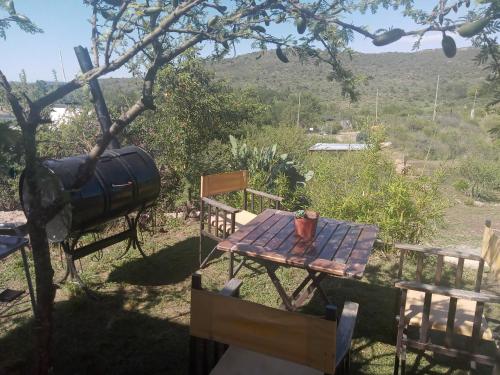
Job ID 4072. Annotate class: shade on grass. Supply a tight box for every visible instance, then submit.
[0,221,497,374]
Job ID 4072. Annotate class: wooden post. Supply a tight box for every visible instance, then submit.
[432,75,440,122]
[296,92,301,128]
[74,46,120,149]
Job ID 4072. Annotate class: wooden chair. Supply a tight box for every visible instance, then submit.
[189,272,359,375]
[198,170,283,277]
[393,220,500,374]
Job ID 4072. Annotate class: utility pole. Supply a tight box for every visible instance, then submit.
[470,89,478,120]
[59,50,67,82]
[432,75,440,122]
[296,92,301,128]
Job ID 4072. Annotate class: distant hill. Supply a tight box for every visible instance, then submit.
[210,48,489,109]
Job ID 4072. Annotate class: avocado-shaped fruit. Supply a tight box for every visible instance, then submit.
[276,46,289,63]
[441,35,456,58]
[100,10,115,20]
[457,17,490,38]
[372,28,405,46]
[250,25,266,33]
[144,6,162,15]
[208,16,219,27]
[296,16,307,34]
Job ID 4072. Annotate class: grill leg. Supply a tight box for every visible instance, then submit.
[58,242,72,284]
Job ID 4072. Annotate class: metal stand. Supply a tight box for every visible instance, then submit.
[59,210,147,294]
[20,246,36,314]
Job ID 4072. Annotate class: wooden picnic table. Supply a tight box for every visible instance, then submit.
[217,209,378,311]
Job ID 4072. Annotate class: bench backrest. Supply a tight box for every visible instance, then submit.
[200,170,248,198]
[482,220,500,282]
[190,287,337,374]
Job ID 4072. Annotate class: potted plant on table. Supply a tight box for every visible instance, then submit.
[294,209,319,242]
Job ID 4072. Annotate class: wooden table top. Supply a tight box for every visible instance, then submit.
[218,209,379,278]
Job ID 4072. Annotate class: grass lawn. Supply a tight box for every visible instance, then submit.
[0,219,498,374]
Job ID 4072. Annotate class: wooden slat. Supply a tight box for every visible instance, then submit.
[304,221,340,259]
[394,243,483,261]
[201,197,239,214]
[445,296,457,347]
[475,259,484,292]
[403,339,496,367]
[345,225,379,277]
[263,218,296,250]
[307,259,347,276]
[200,170,248,197]
[455,257,464,288]
[238,213,284,245]
[217,209,276,251]
[335,302,359,368]
[246,188,284,202]
[289,221,328,258]
[316,223,350,261]
[252,215,293,247]
[470,301,485,350]
[395,281,500,303]
[435,255,444,285]
[416,253,424,282]
[333,226,362,264]
[190,288,337,373]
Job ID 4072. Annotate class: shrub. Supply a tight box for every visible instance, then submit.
[452,179,470,193]
[306,146,446,243]
[457,156,500,200]
[228,135,311,211]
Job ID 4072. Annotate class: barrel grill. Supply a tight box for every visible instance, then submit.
[20,146,160,242]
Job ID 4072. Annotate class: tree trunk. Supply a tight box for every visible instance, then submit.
[22,126,56,375]
[28,220,55,375]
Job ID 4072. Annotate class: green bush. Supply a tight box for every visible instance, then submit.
[457,156,500,200]
[306,147,446,243]
[452,179,470,193]
[228,135,311,211]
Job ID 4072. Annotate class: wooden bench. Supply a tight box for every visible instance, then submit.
[198,170,283,276]
[189,272,359,375]
[393,220,500,374]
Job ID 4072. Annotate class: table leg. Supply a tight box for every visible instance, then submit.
[307,271,330,305]
[294,273,329,308]
[265,265,294,311]
[20,246,36,315]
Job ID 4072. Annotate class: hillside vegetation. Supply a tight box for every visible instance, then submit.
[211,48,490,112]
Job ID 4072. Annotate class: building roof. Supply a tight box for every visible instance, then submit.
[308,143,368,152]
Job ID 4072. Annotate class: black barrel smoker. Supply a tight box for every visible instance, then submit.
[20,146,160,289]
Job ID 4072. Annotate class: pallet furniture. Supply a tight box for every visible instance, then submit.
[199,170,283,270]
[217,209,378,311]
[189,272,359,375]
[0,235,36,315]
[393,220,500,374]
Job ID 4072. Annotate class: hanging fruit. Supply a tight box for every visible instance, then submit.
[441,35,457,58]
[372,29,405,46]
[276,46,289,63]
[296,15,307,34]
[457,17,490,38]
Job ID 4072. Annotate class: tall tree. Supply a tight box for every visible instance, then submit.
[0,0,499,373]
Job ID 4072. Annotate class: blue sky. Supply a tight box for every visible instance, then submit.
[0,0,473,81]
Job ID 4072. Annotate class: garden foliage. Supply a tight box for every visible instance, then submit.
[307,142,446,243]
